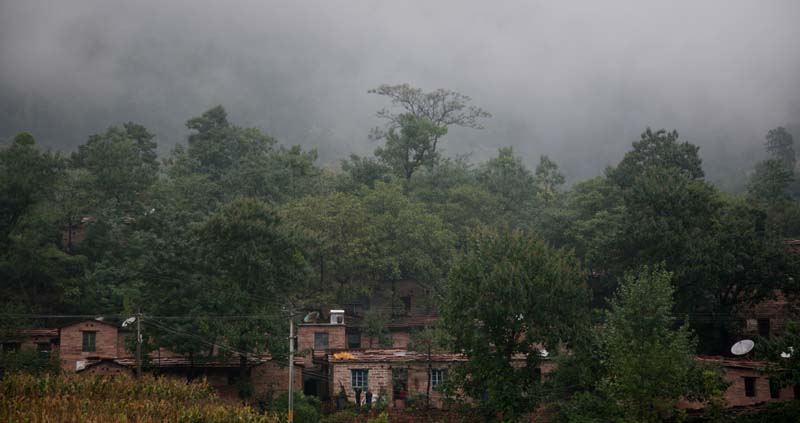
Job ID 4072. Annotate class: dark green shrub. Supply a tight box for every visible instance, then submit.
[267,391,321,423]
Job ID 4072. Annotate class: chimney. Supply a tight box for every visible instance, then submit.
[330,309,345,325]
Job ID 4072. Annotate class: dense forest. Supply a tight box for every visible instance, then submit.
[2,84,800,421]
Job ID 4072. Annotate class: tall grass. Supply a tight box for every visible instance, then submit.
[0,373,278,423]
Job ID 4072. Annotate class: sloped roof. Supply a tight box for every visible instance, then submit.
[28,328,59,337]
[695,355,768,370]
[111,356,304,369]
[328,348,466,363]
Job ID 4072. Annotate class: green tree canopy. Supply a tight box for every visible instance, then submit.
[375,114,447,181]
[476,147,536,228]
[369,83,490,146]
[441,229,589,421]
[609,128,703,188]
[748,158,794,205]
[72,123,158,207]
[599,265,699,422]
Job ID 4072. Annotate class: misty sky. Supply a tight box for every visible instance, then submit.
[2,0,799,187]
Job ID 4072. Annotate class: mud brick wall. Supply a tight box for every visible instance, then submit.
[59,321,120,371]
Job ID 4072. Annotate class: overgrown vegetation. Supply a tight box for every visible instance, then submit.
[0,373,277,422]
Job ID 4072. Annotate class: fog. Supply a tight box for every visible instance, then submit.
[1,0,799,187]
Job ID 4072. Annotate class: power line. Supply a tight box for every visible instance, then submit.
[145,318,253,357]
[0,313,285,320]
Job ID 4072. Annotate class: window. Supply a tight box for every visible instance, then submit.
[758,318,771,337]
[431,368,447,390]
[392,368,407,400]
[82,331,96,352]
[351,369,369,390]
[744,377,757,397]
[769,379,780,399]
[346,328,361,349]
[314,332,329,349]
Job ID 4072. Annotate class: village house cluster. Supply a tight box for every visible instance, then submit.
[1,234,799,409]
[1,273,797,411]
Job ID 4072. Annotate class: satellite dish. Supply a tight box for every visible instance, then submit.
[303,311,320,323]
[121,317,137,328]
[781,346,794,359]
[731,339,755,356]
[539,349,549,358]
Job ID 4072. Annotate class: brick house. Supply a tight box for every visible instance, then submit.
[1,319,300,403]
[327,349,466,408]
[0,328,59,356]
[59,320,131,372]
[678,357,799,408]
[325,349,554,409]
[295,304,553,409]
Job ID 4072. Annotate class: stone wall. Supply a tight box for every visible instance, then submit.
[331,362,392,404]
[331,360,522,409]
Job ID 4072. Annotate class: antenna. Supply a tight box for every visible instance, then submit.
[731,339,754,356]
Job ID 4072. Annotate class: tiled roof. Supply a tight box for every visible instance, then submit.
[26,328,59,337]
[326,348,535,364]
[327,349,467,363]
[695,355,768,369]
[111,356,304,368]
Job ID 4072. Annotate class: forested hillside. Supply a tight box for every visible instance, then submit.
[2,85,798,353]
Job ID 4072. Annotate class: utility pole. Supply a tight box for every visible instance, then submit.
[136,311,142,379]
[288,314,295,423]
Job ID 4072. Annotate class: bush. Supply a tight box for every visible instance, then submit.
[267,390,321,423]
[727,400,800,423]
[557,391,618,423]
[319,409,359,423]
[0,349,61,377]
[367,411,388,423]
